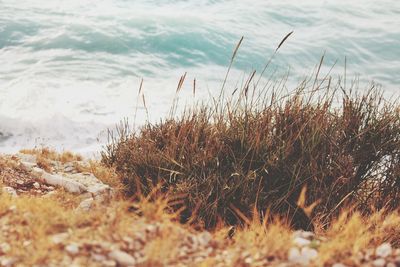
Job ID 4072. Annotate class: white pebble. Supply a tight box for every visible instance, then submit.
[51,232,69,244]
[108,250,136,266]
[301,247,318,260]
[372,258,386,267]
[288,247,308,265]
[376,243,392,258]
[2,187,17,197]
[0,243,11,253]
[65,244,79,255]
[293,237,311,247]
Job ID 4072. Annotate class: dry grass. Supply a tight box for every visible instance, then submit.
[1,184,399,266]
[20,148,83,163]
[36,154,53,173]
[316,209,400,265]
[1,153,400,265]
[102,80,400,230]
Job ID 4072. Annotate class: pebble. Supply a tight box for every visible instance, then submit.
[332,263,348,267]
[8,205,17,212]
[2,187,17,197]
[376,243,392,258]
[102,260,117,267]
[65,244,80,255]
[386,263,396,267]
[43,191,56,198]
[51,233,69,245]
[33,182,40,189]
[288,247,318,266]
[77,198,94,212]
[41,172,87,194]
[64,163,75,173]
[372,258,386,267]
[288,248,306,265]
[198,232,212,247]
[108,250,136,266]
[0,243,11,253]
[293,237,311,247]
[294,231,315,239]
[19,161,36,171]
[0,258,17,267]
[92,253,107,262]
[301,247,318,260]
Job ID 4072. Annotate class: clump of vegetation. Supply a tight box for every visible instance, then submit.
[103,83,400,230]
[102,37,400,230]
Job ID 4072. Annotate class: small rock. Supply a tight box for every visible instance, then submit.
[294,230,315,239]
[41,172,87,194]
[288,247,307,265]
[43,191,56,198]
[92,253,107,262]
[64,164,75,173]
[16,180,24,185]
[51,232,69,245]
[102,260,117,267]
[145,224,158,234]
[301,247,318,260]
[108,250,136,266]
[0,257,17,267]
[8,205,17,212]
[0,243,11,253]
[32,167,44,176]
[65,244,79,255]
[332,263,348,267]
[376,243,392,258]
[23,241,31,247]
[372,258,386,267]
[198,232,212,247]
[77,198,94,212]
[293,237,311,247]
[19,161,36,171]
[244,257,253,264]
[33,182,40,189]
[386,263,396,267]
[2,187,17,197]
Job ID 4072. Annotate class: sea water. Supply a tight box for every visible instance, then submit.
[0,0,399,155]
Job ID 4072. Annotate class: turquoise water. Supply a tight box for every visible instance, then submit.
[0,0,399,153]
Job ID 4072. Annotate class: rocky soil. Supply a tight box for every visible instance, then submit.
[0,152,399,267]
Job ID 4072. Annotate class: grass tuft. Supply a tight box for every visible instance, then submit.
[102,69,400,230]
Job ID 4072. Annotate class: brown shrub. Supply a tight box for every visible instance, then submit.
[102,74,400,230]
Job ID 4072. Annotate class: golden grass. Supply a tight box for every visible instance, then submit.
[36,154,53,173]
[2,148,399,266]
[1,183,399,266]
[0,192,135,265]
[317,209,400,265]
[20,148,83,163]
